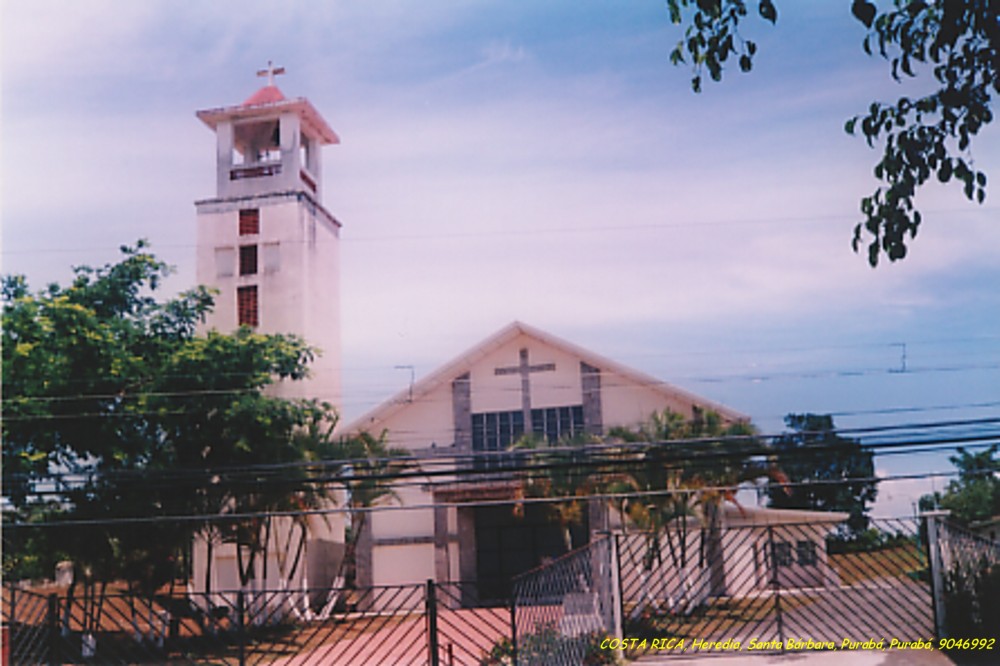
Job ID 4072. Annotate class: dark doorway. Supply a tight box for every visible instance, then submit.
[474,503,588,603]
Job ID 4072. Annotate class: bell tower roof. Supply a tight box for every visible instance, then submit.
[243,84,286,106]
[195,64,338,201]
[196,93,339,145]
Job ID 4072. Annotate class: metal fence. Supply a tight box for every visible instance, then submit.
[510,536,620,666]
[2,580,512,665]
[4,515,997,664]
[510,516,971,662]
[931,517,1000,641]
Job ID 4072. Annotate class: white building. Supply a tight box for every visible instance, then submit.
[343,321,747,602]
[190,68,344,606]
[194,65,341,405]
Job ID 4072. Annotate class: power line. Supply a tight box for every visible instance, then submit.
[0,470,968,530]
[5,424,997,497]
[4,204,997,256]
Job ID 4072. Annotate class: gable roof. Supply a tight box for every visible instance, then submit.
[343,321,747,434]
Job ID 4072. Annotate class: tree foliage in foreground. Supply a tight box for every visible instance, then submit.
[1,242,328,592]
[666,0,996,265]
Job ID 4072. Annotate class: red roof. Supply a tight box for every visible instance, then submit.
[243,85,286,106]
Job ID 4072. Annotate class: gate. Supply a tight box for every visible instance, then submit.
[616,517,932,657]
[512,517,944,662]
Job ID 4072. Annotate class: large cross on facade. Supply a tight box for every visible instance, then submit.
[256,60,286,86]
[494,348,555,428]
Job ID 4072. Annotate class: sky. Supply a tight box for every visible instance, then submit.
[3,0,999,517]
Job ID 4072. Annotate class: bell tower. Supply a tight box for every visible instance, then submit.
[195,64,341,407]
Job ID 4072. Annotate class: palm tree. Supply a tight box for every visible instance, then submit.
[517,433,598,553]
[316,430,410,590]
[607,409,787,603]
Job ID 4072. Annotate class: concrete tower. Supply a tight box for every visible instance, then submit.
[195,64,341,406]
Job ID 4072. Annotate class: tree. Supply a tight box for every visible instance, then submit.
[312,429,410,589]
[517,432,600,553]
[919,444,1000,525]
[665,1,996,265]
[2,242,332,604]
[607,408,786,601]
[767,414,878,536]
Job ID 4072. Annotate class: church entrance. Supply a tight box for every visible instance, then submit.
[474,503,588,603]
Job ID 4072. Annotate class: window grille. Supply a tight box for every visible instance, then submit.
[239,209,260,236]
[796,540,818,566]
[237,286,259,327]
[239,245,258,276]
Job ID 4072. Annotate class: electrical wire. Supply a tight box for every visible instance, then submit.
[0,470,971,530]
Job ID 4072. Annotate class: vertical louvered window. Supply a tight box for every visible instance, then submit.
[239,209,260,236]
[239,245,258,276]
[237,286,259,327]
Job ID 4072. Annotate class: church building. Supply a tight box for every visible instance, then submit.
[190,68,748,604]
[194,63,341,405]
[190,66,344,600]
[343,321,746,601]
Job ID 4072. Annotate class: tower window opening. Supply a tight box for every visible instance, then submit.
[234,119,281,164]
[239,209,260,235]
[239,245,258,276]
[237,286,259,328]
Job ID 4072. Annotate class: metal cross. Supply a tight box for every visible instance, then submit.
[256,60,286,86]
[495,348,555,427]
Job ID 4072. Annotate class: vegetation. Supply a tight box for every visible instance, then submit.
[919,444,1000,526]
[665,0,997,265]
[517,432,599,553]
[0,243,407,641]
[480,625,620,666]
[606,408,785,600]
[767,413,877,537]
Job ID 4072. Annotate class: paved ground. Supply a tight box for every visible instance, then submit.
[636,649,957,665]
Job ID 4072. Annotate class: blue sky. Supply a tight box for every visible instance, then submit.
[3,1,998,515]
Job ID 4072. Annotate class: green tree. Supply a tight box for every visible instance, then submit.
[313,429,410,589]
[608,409,786,600]
[919,444,1000,526]
[767,413,878,536]
[2,243,332,611]
[665,1,996,265]
[517,433,600,553]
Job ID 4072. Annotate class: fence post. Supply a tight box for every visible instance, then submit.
[509,592,518,666]
[767,526,785,652]
[610,535,624,641]
[236,590,246,666]
[47,593,59,666]
[426,580,439,666]
[922,510,950,640]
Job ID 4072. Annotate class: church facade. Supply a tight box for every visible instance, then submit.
[343,321,746,600]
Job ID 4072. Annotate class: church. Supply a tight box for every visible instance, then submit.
[190,67,748,602]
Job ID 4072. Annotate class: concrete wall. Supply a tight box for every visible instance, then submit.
[195,193,341,407]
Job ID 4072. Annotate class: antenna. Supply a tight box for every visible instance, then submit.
[395,365,415,402]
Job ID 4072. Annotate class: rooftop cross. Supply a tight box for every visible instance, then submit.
[256,60,286,87]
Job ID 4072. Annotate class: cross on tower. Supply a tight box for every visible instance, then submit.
[256,60,286,87]
[494,348,555,427]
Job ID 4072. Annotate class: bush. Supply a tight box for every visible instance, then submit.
[944,559,1000,641]
[480,624,620,666]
